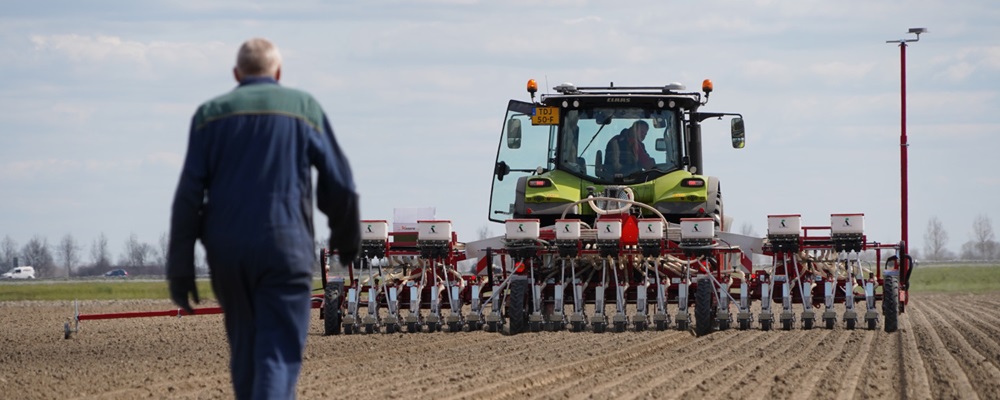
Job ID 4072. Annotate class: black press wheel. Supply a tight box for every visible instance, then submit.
[760,320,772,331]
[883,275,900,332]
[694,277,714,337]
[323,281,344,336]
[803,318,814,330]
[825,318,835,330]
[846,318,856,330]
[738,320,750,331]
[507,276,530,335]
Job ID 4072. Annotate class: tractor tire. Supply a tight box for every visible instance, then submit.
[695,277,714,337]
[883,275,900,333]
[507,277,530,335]
[323,281,344,336]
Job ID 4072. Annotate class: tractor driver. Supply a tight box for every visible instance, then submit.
[604,120,655,177]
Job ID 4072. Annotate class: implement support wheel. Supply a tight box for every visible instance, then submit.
[695,277,714,337]
[323,281,344,336]
[883,275,899,332]
[507,276,530,335]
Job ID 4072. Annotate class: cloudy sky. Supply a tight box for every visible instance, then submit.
[1,0,997,263]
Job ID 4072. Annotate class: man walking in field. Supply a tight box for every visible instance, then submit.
[167,37,360,399]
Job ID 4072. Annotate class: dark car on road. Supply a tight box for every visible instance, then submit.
[104,269,128,278]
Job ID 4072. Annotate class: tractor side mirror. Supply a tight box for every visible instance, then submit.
[506,118,522,149]
[654,138,666,151]
[494,161,510,181]
[731,117,745,149]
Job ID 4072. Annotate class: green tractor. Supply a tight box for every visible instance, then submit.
[489,80,746,230]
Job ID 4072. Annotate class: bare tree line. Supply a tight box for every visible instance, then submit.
[0,232,206,278]
[2,214,996,278]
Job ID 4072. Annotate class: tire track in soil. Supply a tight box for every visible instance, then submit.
[807,329,875,399]
[781,331,853,400]
[837,330,877,400]
[921,297,1000,399]
[524,330,719,400]
[946,298,1000,348]
[686,331,833,400]
[560,330,772,400]
[741,331,872,399]
[302,331,591,398]
[897,306,932,400]
[852,330,901,400]
[682,329,844,400]
[948,296,1000,328]
[909,298,981,400]
[436,332,692,400]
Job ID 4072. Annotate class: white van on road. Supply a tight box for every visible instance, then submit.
[2,266,36,279]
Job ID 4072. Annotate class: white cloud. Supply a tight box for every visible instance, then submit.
[29,34,228,78]
[564,16,602,25]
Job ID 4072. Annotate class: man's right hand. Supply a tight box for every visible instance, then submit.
[169,276,200,314]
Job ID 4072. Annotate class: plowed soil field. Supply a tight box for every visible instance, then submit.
[2,293,999,399]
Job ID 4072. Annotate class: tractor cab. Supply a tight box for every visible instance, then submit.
[489,80,746,228]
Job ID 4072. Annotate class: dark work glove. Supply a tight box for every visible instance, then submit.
[169,276,200,314]
[335,242,359,268]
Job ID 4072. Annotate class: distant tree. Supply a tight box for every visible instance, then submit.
[1,236,17,271]
[90,233,112,271]
[120,233,155,268]
[964,214,998,260]
[157,232,169,267]
[477,225,493,241]
[922,217,951,261]
[21,236,55,277]
[56,234,81,277]
[194,244,208,275]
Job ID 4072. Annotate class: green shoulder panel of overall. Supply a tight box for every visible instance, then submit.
[192,83,325,133]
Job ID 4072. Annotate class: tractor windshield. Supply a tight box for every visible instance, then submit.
[557,107,681,183]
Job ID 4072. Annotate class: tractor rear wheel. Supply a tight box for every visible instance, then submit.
[695,277,714,337]
[507,277,530,335]
[883,275,900,332]
[323,281,344,336]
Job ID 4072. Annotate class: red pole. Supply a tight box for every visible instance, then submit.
[900,42,908,252]
[899,42,909,272]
